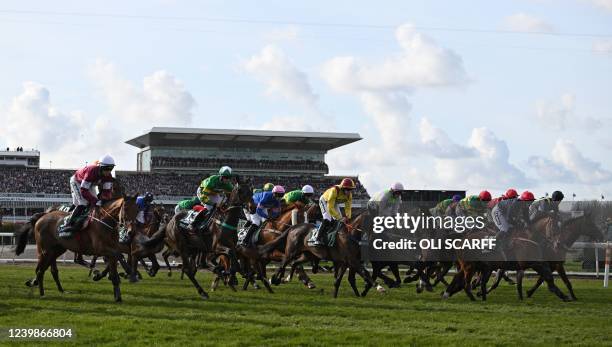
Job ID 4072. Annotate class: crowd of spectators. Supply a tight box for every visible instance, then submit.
[152,157,328,173]
[0,167,370,200]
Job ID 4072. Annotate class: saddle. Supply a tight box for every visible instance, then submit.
[308,221,342,248]
[238,224,263,245]
[179,207,212,233]
[56,206,91,238]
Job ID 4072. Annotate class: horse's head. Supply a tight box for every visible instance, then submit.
[562,213,604,242]
[229,175,253,207]
[120,194,140,228]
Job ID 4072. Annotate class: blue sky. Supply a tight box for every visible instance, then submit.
[0,0,611,198]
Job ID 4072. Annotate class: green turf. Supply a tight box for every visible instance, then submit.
[0,264,611,346]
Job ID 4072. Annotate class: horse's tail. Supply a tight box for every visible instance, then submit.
[15,212,45,255]
[142,223,167,249]
[258,228,290,257]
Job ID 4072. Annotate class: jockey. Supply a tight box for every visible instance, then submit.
[492,190,535,251]
[60,154,116,238]
[184,166,234,231]
[456,191,492,218]
[368,182,403,217]
[136,192,155,225]
[431,194,462,217]
[529,190,564,224]
[253,182,275,194]
[241,185,285,247]
[283,185,315,210]
[309,178,355,247]
[197,166,234,210]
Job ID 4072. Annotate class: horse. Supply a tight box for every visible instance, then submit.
[15,195,139,302]
[442,225,570,302]
[206,177,253,291]
[88,204,168,282]
[523,214,603,300]
[237,202,318,291]
[265,212,375,298]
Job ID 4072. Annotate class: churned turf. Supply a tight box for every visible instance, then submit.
[0,264,611,346]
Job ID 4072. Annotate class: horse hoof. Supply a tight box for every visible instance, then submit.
[25,279,34,287]
[307,282,316,289]
[376,285,386,294]
[441,291,450,299]
[416,286,423,294]
[425,286,434,293]
[200,292,209,300]
[115,298,122,303]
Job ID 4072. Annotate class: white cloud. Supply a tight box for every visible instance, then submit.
[0,63,196,169]
[418,118,475,158]
[322,24,467,93]
[529,139,612,184]
[89,60,195,130]
[0,82,82,155]
[503,13,555,33]
[433,127,530,191]
[243,44,318,107]
[535,93,603,132]
[593,39,612,54]
[583,0,612,11]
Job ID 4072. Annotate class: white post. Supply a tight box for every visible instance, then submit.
[291,209,298,226]
[596,246,600,278]
[605,243,610,288]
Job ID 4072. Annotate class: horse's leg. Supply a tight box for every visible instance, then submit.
[148,256,160,277]
[129,253,139,283]
[503,271,516,285]
[347,268,360,297]
[88,255,98,277]
[50,258,65,293]
[516,270,524,300]
[480,269,492,301]
[163,249,173,277]
[107,255,122,302]
[487,269,505,294]
[74,253,90,268]
[333,264,347,298]
[36,254,52,297]
[442,271,465,299]
[463,270,477,301]
[295,265,315,289]
[390,264,401,287]
[257,261,274,294]
[92,258,110,282]
[361,263,378,297]
[183,253,208,299]
[556,266,576,301]
[527,276,545,298]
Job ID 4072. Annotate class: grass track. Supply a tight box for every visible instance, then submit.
[1,264,611,346]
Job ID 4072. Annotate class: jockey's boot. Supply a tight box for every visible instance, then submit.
[241,224,259,248]
[58,205,86,238]
[309,219,331,247]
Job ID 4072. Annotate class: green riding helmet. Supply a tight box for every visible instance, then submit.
[263,182,275,191]
[219,166,233,177]
[469,195,480,208]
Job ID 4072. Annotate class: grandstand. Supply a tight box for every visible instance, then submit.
[0,128,368,222]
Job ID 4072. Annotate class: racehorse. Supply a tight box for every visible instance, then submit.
[88,205,168,282]
[523,215,603,300]
[442,225,570,301]
[15,195,139,302]
[237,202,319,291]
[265,211,375,298]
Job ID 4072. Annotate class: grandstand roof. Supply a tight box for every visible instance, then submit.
[125,127,361,152]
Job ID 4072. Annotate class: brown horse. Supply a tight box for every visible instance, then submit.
[524,215,603,300]
[265,212,375,298]
[15,196,139,302]
[442,225,570,301]
[88,205,168,282]
[237,202,319,291]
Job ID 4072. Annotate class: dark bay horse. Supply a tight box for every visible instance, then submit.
[15,196,139,302]
[524,215,603,300]
[442,226,570,301]
[265,212,375,298]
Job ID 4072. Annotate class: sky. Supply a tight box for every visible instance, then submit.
[0,0,611,199]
